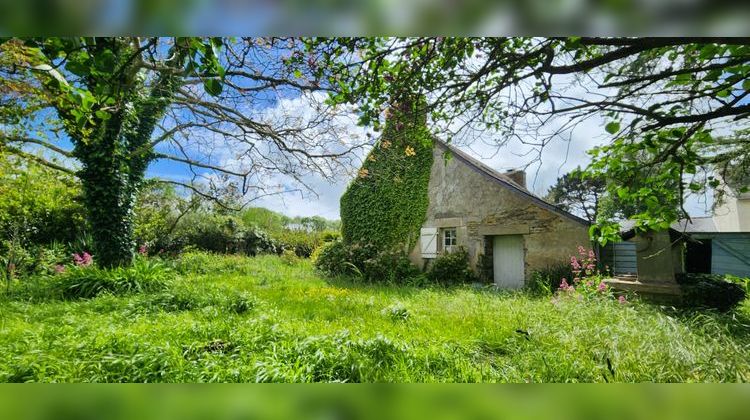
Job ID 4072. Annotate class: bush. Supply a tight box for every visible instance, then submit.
[169,213,280,256]
[56,257,172,299]
[1,237,73,284]
[0,155,86,246]
[280,249,300,266]
[314,240,420,284]
[426,248,477,286]
[315,241,368,277]
[528,263,574,295]
[677,273,746,311]
[362,250,421,284]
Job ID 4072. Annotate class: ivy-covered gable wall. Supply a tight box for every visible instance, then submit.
[340,100,433,251]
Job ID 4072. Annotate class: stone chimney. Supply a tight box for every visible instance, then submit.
[505,169,526,188]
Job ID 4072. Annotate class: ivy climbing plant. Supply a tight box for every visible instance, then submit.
[340,97,433,252]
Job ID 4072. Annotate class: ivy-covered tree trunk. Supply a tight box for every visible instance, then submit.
[68,43,186,267]
[77,132,138,267]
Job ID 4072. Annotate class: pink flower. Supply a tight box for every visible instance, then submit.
[570,256,581,270]
[588,250,596,260]
[618,295,627,305]
[73,252,93,267]
[577,245,586,255]
[138,244,148,256]
[54,264,66,274]
[586,281,593,287]
[597,281,607,293]
[558,278,575,292]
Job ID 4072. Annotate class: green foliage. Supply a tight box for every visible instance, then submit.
[677,273,747,312]
[426,248,478,286]
[528,263,575,296]
[314,240,374,278]
[173,213,281,256]
[0,153,85,245]
[133,182,198,248]
[240,207,340,234]
[273,229,333,258]
[314,240,420,283]
[587,128,706,244]
[132,185,338,259]
[280,249,300,266]
[1,236,73,285]
[240,207,291,232]
[545,167,605,223]
[340,97,433,252]
[362,249,422,284]
[56,257,171,299]
[726,275,750,295]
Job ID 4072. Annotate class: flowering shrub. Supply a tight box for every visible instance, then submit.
[570,245,597,282]
[72,252,93,267]
[552,246,627,305]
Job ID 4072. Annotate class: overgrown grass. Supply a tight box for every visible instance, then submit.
[1,252,749,382]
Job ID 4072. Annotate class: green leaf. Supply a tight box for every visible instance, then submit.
[66,60,91,77]
[94,50,116,74]
[743,79,750,91]
[95,110,112,121]
[605,122,620,134]
[203,79,223,96]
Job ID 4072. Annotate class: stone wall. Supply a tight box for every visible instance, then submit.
[409,144,591,284]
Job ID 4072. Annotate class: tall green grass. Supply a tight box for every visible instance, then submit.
[1,252,748,382]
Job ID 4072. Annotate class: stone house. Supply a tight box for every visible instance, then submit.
[408,139,591,288]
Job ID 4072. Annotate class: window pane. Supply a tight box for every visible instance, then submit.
[443,228,457,249]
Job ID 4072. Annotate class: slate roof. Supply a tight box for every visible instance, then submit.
[433,138,590,226]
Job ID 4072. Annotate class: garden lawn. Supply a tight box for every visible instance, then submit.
[1,253,749,382]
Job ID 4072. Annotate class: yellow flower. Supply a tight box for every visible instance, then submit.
[358,168,369,178]
[381,140,391,149]
[367,155,376,162]
[404,146,416,156]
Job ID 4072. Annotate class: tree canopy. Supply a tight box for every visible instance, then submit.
[308,37,750,242]
[545,168,605,224]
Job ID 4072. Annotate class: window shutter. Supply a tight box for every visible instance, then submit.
[420,227,438,258]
